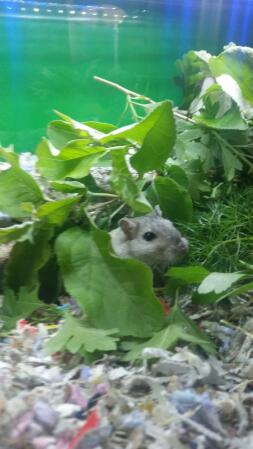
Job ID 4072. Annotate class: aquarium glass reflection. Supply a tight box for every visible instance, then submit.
[1,0,253,151]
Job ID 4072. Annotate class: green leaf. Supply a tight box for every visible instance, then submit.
[124,304,215,361]
[36,196,81,226]
[45,313,119,355]
[165,265,210,296]
[0,286,42,331]
[83,121,117,133]
[164,165,189,189]
[5,227,52,292]
[175,139,210,163]
[180,159,211,200]
[193,84,248,130]
[56,226,164,338]
[193,278,253,305]
[36,138,106,180]
[101,101,174,145]
[166,265,210,284]
[111,149,152,213]
[50,180,87,194]
[0,167,44,218]
[209,45,253,107]
[175,50,212,109]
[179,127,205,142]
[221,280,253,299]
[167,304,215,353]
[0,146,20,167]
[192,290,222,305]
[130,101,176,174]
[47,120,91,149]
[54,111,106,140]
[0,222,33,244]
[198,272,244,294]
[220,145,243,180]
[47,120,91,150]
[148,176,192,222]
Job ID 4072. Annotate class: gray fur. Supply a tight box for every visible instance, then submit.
[110,212,188,272]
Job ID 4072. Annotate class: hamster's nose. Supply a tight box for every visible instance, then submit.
[177,238,189,253]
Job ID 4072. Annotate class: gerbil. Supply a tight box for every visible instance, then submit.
[110,207,188,273]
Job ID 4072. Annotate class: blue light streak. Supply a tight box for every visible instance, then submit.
[239,0,252,45]
[180,0,193,53]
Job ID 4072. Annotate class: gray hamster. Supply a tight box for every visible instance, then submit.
[110,208,188,273]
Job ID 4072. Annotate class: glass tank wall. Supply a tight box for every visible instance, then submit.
[1,0,253,151]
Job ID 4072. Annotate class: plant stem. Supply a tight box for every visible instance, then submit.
[174,110,196,123]
[128,96,142,122]
[109,202,126,221]
[94,75,155,103]
[88,199,117,212]
[88,192,118,198]
[94,75,196,123]
[174,288,180,306]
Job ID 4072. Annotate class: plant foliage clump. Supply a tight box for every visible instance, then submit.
[1,43,253,359]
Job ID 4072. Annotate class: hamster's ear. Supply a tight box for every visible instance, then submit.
[119,218,139,240]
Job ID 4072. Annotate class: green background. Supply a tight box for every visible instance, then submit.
[0,0,253,151]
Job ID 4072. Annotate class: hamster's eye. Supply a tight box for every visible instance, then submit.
[142,231,157,241]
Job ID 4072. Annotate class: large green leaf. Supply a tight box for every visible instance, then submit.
[100,101,174,145]
[36,196,81,226]
[36,138,106,180]
[124,304,215,361]
[0,167,44,218]
[193,84,248,130]
[0,286,42,331]
[54,111,106,140]
[56,226,164,338]
[46,313,118,355]
[111,149,152,213]
[130,101,176,174]
[148,176,192,222]
[47,120,91,150]
[209,45,253,107]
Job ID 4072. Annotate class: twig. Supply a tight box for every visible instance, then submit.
[220,320,253,340]
[94,75,196,124]
[94,76,155,103]
[176,411,227,443]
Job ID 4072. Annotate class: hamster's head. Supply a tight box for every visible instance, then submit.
[117,211,188,271]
